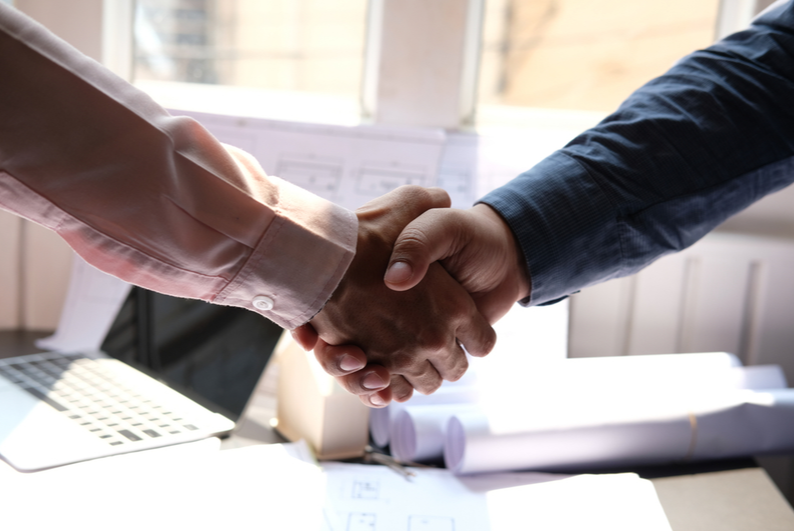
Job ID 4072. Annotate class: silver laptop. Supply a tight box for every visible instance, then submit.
[0,287,283,471]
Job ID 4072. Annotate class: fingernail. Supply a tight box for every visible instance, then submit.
[362,372,386,389]
[339,354,365,372]
[384,261,412,284]
[394,391,413,402]
[369,394,387,407]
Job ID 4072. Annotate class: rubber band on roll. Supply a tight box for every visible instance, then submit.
[683,412,698,461]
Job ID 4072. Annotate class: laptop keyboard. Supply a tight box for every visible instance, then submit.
[0,353,200,447]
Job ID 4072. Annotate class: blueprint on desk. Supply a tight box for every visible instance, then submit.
[169,110,586,211]
[172,111,446,211]
[320,462,672,531]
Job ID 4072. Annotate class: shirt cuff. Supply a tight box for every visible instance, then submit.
[479,151,620,306]
[214,178,358,329]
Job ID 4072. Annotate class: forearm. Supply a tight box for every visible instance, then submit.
[0,4,357,328]
[481,1,793,305]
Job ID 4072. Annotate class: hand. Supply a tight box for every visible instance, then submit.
[384,203,531,324]
[296,187,497,407]
[291,326,394,406]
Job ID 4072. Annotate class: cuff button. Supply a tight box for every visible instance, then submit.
[252,295,274,311]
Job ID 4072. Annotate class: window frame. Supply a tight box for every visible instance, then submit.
[16,0,768,129]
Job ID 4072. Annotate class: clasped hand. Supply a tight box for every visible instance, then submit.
[292,187,530,407]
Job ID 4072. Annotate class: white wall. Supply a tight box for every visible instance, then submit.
[569,233,794,385]
[0,210,21,329]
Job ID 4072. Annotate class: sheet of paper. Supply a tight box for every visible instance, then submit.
[35,254,131,353]
[321,462,672,531]
[1,441,340,531]
[322,462,491,531]
[175,113,582,214]
[435,133,479,208]
[173,110,447,211]
[480,473,672,531]
[438,127,582,210]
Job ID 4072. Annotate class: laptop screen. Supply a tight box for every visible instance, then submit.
[100,287,283,422]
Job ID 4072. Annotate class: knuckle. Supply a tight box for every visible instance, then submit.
[416,376,442,395]
[391,185,425,205]
[446,357,468,382]
[407,185,431,202]
[387,352,414,373]
[395,185,450,211]
[418,328,450,354]
[403,362,428,380]
[395,226,432,253]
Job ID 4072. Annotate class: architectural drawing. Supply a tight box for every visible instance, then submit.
[274,153,343,199]
[351,479,380,500]
[347,512,377,531]
[356,163,429,196]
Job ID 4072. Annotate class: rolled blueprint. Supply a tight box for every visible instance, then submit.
[691,388,794,460]
[481,352,745,399]
[369,374,480,448]
[444,387,793,475]
[381,350,786,463]
[372,353,755,448]
[369,406,393,448]
[391,404,478,463]
[725,364,788,390]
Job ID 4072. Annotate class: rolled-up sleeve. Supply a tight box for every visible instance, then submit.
[0,4,357,329]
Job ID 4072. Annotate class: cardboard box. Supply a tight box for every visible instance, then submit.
[276,339,369,460]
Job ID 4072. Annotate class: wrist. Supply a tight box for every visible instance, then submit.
[471,203,532,303]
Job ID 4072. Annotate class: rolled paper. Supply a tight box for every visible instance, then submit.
[444,388,793,475]
[369,371,480,448]
[391,404,478,463]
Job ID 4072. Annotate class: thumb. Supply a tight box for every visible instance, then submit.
[384,210,463,291]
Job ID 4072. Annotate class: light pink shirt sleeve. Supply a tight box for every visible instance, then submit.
[0,4,358,330]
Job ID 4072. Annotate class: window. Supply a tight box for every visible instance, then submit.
[129,0,762,127]
[134,0,369,98]
[478,0,721,113]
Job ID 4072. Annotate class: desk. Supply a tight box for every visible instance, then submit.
[653,469,793,531]
[231,356,794,531]
[2,331,792,529]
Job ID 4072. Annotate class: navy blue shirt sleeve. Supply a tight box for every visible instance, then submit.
[480,0,794,306]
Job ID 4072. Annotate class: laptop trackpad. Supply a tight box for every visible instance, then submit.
[0,387,106,470]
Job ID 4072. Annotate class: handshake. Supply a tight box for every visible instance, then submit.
[291,186,531,408]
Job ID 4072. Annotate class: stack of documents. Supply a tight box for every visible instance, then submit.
[376,352,793,474]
